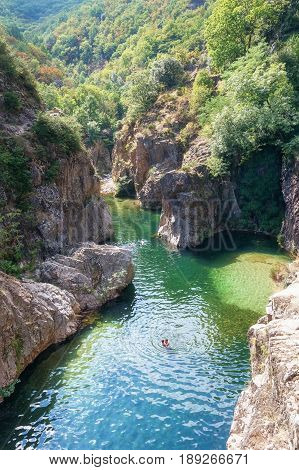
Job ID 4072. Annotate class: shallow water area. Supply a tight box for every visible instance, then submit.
[0,197,289,450]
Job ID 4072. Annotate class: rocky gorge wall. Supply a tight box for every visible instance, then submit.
[32,149,113,256]
[227,265,299,449]
[112,92,240,249]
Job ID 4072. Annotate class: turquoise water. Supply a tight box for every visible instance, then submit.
[0,198,289,450]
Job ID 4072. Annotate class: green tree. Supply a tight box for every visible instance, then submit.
[207,44,297,169]
[150,57,184,89]
[122,69,159,120]
[204,0,295,71]
[191,69,214,114]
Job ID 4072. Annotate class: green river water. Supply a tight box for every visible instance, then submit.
[0,197,289,450]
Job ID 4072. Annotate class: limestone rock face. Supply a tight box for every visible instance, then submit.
[32,153,113,255]
[227,274,299,450]
[112,129,182,198]
[157,138,240,249]
[282,159,299,254]
[158,170,237,248]
[89,140,112,176]
[0,271,80,400]
[38,243,135,311]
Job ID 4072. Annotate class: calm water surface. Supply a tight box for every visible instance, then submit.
[0,198,289,450]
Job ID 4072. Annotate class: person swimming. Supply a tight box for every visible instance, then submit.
[161,339,170,348]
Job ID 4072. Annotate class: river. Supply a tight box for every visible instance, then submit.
[0,197,289,450]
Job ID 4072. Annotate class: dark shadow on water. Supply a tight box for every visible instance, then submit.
[188,231,287,269]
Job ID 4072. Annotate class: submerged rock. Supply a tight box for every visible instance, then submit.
[227,271,299,450]
[38,243,134,311]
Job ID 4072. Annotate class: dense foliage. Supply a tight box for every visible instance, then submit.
[0,0,298,243]
[33,112,83,156]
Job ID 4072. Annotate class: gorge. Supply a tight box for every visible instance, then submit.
[0,0,298,451]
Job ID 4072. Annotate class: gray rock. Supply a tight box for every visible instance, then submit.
[227,269,299,450]
[32,153,114,256]
[0,272,80,401]
[158,168,239,249]
[38,242,134,311]
[0,243,134,402]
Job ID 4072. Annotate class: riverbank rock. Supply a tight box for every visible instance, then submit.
[37,243,135,311]
[0,243,134,402]
[157,139,240,248]
[227,272,299,450]
[0,271,80,402]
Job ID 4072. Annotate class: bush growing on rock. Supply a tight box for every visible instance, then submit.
[3,91,22,112]
[191,70,214,115]
[33,112,82,156]
[0,143,32,205]
[151,57,184,89]
[0,209,24,276]
[123,70,159,120]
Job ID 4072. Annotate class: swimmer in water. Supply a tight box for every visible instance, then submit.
[162,339,170,348]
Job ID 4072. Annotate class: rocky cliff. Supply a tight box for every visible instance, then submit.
[227,268,299,450]
[0,243,134,402]
[32,150,113,256]
[112,91,240,248]
[282,159,299,255]
[0,40,113,265]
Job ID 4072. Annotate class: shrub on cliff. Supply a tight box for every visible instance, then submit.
[3,91,22,112]
[123,70,159,121]
[151,57,184,89]
[0,209,24,276]
[191,70,214,115]
[33,113,82,156]
[0,143,32,206]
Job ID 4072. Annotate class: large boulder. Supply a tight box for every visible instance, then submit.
[0,243,134,402]
[157,147,239,249]
[0,272,80,401]
[37,243,134,311]
[227,271,299,450]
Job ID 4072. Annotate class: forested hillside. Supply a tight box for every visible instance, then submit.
[0,0,299,273]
